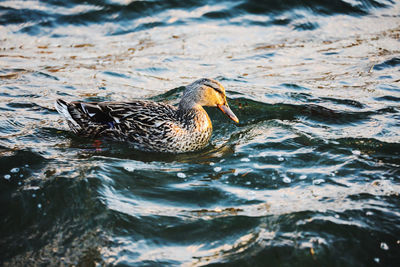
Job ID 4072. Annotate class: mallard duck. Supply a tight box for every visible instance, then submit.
[55,78,239,153]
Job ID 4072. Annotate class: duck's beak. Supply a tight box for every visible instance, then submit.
[217,104,239,123]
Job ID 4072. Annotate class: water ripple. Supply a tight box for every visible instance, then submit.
[1,0,400,266]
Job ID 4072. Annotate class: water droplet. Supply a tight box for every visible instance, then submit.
[335,214,340,219]
[283,177,291,183]
[209,162,215,166]
[19,174,24,178]
[4,174,11,180]
[299,175,307,180]
[177,172,186,178]
[278,157,285,162]
[123,166,134,172]
[313,179,325,185]
[352,150,361,155]
[380,242,389,250]
[25,164,29,167]
[366,211,373,216]
[10,167,20,173]
[241,158,250,162]
[38,203,42,209]
[214,166,222,172]
[32,193,36,198]
[245,181,251,185]
[18,182,22,185]
[374,258,380,263]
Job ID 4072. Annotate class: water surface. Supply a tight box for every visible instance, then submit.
[1,0,400,266]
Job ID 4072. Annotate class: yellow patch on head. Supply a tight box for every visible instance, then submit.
[201,85,226,107]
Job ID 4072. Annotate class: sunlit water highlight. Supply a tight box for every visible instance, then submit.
[1,0,400,266]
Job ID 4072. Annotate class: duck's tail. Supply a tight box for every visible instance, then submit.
[55,99,82,133]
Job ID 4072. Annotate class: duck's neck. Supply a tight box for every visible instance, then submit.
[178,100,212,132]
[178,95,197,111]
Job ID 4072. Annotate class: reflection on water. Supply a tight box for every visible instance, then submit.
[1,0,400,266]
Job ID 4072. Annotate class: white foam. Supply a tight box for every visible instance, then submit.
[177,172,186,178]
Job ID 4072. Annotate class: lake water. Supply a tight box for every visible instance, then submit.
[1,0,400,266]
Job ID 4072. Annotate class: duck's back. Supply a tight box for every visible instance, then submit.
[55,99,212,153]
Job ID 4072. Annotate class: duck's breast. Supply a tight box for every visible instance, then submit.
[168,108,212,152]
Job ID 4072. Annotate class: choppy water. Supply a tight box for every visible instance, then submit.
[1,0,400,266]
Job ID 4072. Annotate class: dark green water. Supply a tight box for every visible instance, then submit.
[1,0,400,266]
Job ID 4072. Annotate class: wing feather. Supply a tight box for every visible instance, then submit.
[61,100,181,140]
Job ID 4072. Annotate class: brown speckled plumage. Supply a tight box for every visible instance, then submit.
[55,78,238,153]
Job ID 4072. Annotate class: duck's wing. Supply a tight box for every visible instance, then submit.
[55,99,178,138]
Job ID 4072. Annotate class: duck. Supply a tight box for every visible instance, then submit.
[55,78,239,153]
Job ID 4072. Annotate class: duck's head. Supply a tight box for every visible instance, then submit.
[179,78,239,123]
